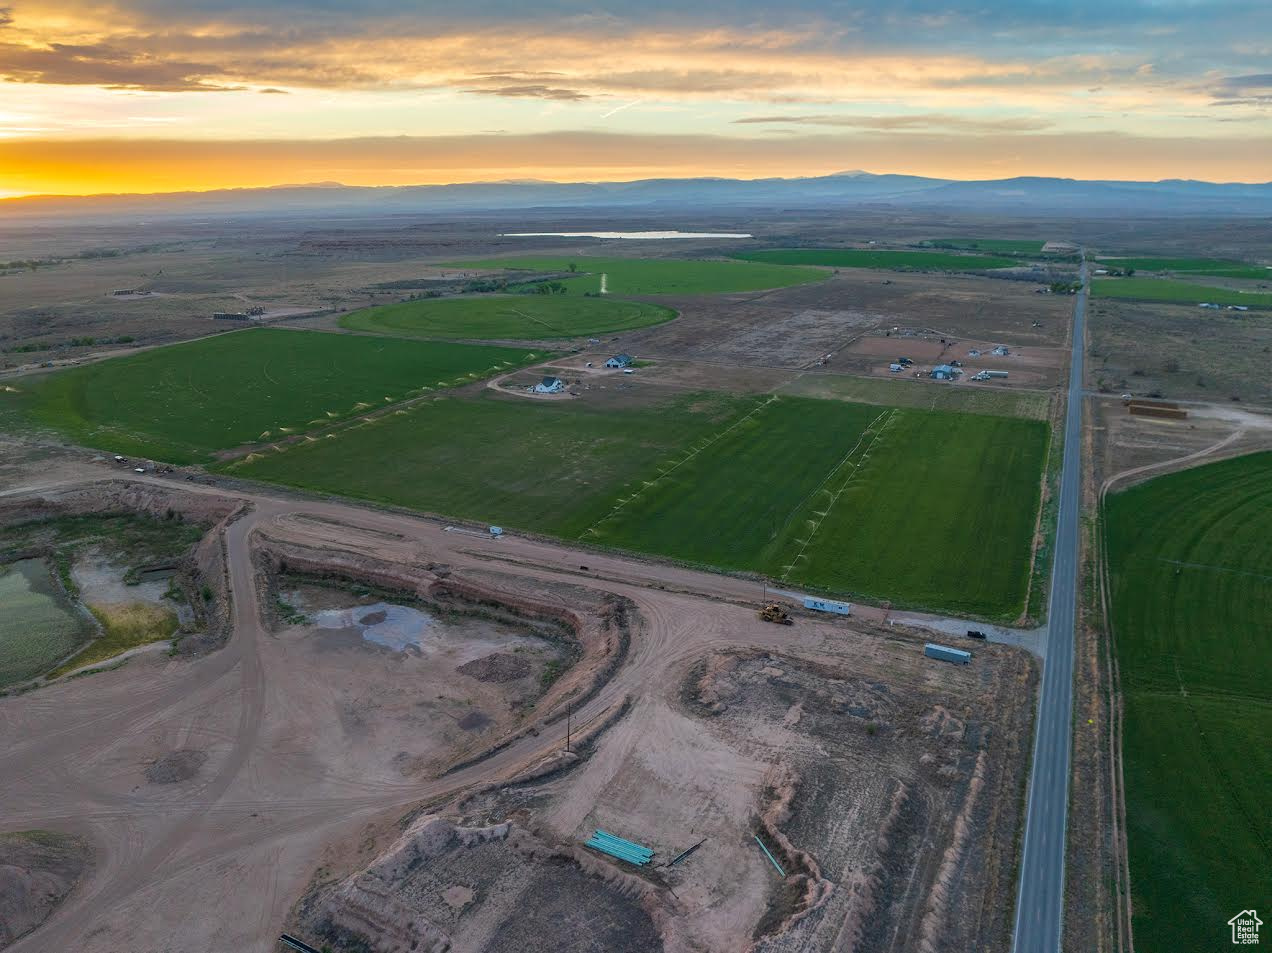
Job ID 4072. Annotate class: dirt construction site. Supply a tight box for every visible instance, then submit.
[0,460,1036,953]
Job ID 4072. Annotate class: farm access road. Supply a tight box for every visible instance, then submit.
[0,467,978,953]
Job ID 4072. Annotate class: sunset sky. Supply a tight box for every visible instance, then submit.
[1,0,1270,196]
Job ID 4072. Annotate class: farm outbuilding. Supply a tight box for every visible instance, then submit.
[605,354,634,368]
[931,364,960,381]
[533,376,566,394]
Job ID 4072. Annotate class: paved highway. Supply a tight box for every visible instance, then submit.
[1013,260,1087,953]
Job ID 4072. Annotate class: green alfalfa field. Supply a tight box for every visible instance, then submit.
[0,327,542,463]
[1092,277,1272,308]
[732,247,1019,271]
[232,391,1047,618]
[925,238,1049,255]
[340,294,676,340]
[1096,256,1270,280]
[1104,452,1272,953]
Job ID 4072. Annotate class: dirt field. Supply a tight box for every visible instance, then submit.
[1089,395,1272,491]
[613,270,1070,369]
[1088,296,1272,404]
[0,214,1071,375]
[0,464,1037,953]
[834,332,1064,388]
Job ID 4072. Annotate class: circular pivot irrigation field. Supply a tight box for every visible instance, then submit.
[341,295,676,340]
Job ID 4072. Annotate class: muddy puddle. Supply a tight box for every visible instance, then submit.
[72,550,192,625]
[290,591,558,668]
[72,552,168,604]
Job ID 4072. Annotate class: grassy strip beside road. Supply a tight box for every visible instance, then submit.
[1093,278,1272,308]
[445,256,825,295]
[234,391,1047,618]
[341,295,676,340]
[733,248,1019,271]
[1104,452,1272,953]
[0,328,542,463]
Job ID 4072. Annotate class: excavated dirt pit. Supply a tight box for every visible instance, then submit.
[295,629,1034,953]
[296,817,663,953]
[276,582,570,778]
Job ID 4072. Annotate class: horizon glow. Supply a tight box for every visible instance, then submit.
[0,2,1269,195]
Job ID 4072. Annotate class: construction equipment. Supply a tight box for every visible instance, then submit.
[759,603,793,625]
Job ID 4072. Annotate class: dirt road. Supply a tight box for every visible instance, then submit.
[2,471,902,952]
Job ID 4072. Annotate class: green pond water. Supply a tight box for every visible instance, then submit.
[0,559,87,686]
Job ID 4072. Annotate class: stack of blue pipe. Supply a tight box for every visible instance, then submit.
[583,829,654,866]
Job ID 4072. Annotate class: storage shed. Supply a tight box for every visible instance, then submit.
[931,364,960,381]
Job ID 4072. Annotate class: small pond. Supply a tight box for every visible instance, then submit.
[0,560,88,686]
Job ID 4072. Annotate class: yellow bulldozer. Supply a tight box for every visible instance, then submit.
[758,602,793,625]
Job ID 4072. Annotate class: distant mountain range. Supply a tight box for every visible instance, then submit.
[6,171,1272,220]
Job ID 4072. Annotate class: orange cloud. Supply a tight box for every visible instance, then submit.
[0,10,1210,113]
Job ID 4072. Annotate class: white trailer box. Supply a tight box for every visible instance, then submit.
[803,596,852,616]
[924,643,972,665]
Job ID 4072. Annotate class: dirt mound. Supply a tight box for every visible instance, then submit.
[457,652,532,683]
[358,609,388,625]
[0,830,90,949]
[145,748,208,784]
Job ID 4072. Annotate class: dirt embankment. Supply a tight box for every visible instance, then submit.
[0,831,91,950]
[0,480,240,527]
